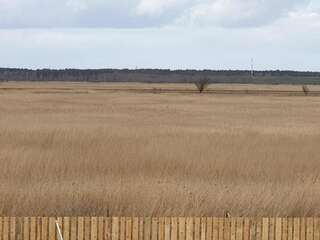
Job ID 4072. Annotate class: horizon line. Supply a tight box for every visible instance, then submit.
[1,67,320,73]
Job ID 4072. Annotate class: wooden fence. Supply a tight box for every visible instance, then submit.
[0,217,317,240]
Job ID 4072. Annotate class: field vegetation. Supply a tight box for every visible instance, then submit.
[1,82,320,217]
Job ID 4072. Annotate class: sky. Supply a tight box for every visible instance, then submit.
[0,0,320,70]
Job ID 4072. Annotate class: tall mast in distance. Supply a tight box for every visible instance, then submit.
[251,58,254,79]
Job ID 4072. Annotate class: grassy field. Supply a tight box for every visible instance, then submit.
[1,82,320,217]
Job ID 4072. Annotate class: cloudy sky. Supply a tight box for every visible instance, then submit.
[0,0,319,70]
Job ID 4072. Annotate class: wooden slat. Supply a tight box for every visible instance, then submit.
[207,218,213,240]
[287,218,293,240]
[293,218,300,240]
[3,217,9,240]
[243,218,250,240]
[105,218,111,240]
[172,218,178,240]
[30,217,36,240]
[158,218,165,240]
[194,218,201,240]
[231,218,236,240]
[112,218,120,240]
[249,218,256,240]
[262,218,269,240]
[200,218,206,240]
[237,218,244,240]
[179,218,186,240]
[186,218,193,240]
[214,217,220,240]
[41,217,48,240]
[224,218,231,240]
[63,217,70,240]
[16,217,23,240]
[256,218,262,240]
[10,217,16,240]
[23,217,30,240]
[132,218,139,240]
[120,218,126,240]
[91,217,98,240]
[0,217,2,240]
[151,218,158,240]
[314,218,319,240]
[36,218,41,240]
[77,217,84,240]
[15,217,23,240]
[98,217,104,240]
[70,217,77,240]
[126,218,132,240]
[218,218,224,240]
[139,218,144,240]
[144,218,151,240]
[300,218,306,240]
[275,218,282,240]
[269,218,275,240]
[164,218,171,240]
[84,217,91,240]
[282,219,288,240]
[48,218,55,240]
[57,218,63,238]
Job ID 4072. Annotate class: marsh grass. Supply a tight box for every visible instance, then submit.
[1,83,320,216]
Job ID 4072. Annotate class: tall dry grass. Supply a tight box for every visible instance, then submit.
[1,83,320,216]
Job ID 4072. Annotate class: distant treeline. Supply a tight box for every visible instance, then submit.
[1,68,320,84]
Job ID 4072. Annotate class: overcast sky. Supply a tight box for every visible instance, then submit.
[0,0,319,70]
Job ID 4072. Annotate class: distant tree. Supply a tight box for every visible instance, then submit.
[195,78,210,93]
[302,85,310,96]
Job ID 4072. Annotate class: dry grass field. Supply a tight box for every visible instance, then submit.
[1,82,320,217]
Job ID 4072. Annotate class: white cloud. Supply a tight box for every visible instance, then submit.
[66,0,89,12]
[182,0,311,28]
[0,0,314,28]
[0,0,141,28]
[136,0,191,16]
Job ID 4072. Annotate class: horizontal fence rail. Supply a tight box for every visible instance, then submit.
[0,217,318,240]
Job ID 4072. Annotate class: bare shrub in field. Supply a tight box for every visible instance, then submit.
[1,82,320,217]
[195,78,210,93]
[302,85,310,95]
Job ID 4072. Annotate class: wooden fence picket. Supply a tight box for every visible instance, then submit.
[171,218,178,240]
[144,218,151,240]
[132,218,139,240]
[194,218,200,240]
[112,218,120,240]
[179,218,186,240]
